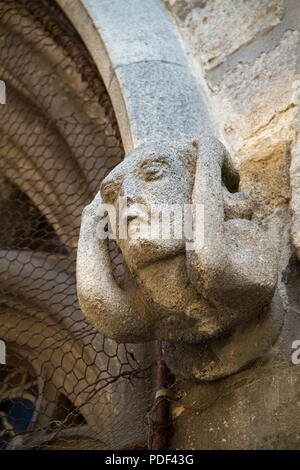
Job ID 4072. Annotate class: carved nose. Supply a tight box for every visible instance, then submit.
[119,179,138,204]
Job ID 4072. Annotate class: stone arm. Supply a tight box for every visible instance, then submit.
[186,137,278,312]
[76,192,150,343]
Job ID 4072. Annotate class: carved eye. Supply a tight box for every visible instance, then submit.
[140,159,168,181]
[100,182,119,204]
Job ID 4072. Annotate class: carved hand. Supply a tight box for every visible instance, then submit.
[186,137,278,313]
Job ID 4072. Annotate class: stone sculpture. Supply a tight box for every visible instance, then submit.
[77,136,283,381]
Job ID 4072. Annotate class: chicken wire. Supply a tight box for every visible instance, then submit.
[0,0,156,450]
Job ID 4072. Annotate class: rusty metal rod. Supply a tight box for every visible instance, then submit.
[151,341,171,450]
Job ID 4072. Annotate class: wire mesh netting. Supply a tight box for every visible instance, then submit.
[0,0,156,450]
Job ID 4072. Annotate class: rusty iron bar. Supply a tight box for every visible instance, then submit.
[19,0,122,144]
[150,341,171,450]
[118,436,148,451]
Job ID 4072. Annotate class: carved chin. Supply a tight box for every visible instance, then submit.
[118,237,185,272]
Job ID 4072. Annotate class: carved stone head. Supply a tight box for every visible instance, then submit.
[100,141,197,273]
[77,136,282,381]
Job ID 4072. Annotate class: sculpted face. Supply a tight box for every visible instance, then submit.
[100,142,195,272]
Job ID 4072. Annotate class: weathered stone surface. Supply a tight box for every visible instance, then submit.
[170,257,300,450]
[164,0,300,269]
[213,31,298,154]
[109,61,215,148]
[164,0,300,262]
[83,0,186,67]
[58,0,215,152]
[163,0,283,70]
